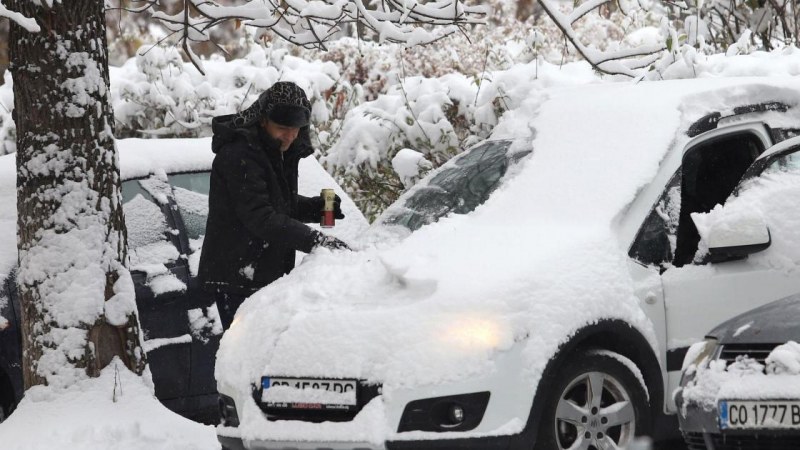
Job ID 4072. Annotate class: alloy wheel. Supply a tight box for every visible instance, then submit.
[553,371,636,450]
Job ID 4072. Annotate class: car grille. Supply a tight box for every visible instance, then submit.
[718,343,779,366]
[684,432,800,450]
[252,381,382,423]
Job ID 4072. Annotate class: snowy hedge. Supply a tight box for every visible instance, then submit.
[4,36,800,219]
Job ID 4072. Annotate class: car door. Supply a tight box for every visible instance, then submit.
[122,176,193,403]
[167,171,222,400]
[661,129,800,409]
[627,122,778,411]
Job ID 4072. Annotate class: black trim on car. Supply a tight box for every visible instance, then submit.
[387,435,512,449]
[687,102,790,138]
[667,346,689,372]
[684,431,800,450]
[707,231,771,263]
[397,391,491,433]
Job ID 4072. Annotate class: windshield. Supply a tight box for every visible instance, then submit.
[376,140,531,232]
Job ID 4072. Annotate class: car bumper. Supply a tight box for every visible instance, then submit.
[218,435,514,450]
[675,391,800,449]
[675,394,721,434]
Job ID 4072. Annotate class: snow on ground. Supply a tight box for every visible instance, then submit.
[0,359,219,450]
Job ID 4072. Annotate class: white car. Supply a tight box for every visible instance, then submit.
[214,78,800,450]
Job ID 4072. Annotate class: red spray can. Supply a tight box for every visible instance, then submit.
[321,189,336,228]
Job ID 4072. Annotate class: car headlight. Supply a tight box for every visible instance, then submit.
[682,338,718,373]
[440,317,510,351]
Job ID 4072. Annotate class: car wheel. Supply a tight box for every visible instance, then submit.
[535,350,650,450]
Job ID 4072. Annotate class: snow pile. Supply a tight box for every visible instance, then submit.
[0,152,15,282]
[655,45,800,81]
[766,341,800,375]
[391,148,432,188]
[110,45,341,139]
[0,359,219,450]
[0,72,13,155]
[681,344,800,412]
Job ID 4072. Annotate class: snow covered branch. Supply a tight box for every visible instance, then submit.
[537,0,664,77]
[127,0,489,75]
[0,0,40,32]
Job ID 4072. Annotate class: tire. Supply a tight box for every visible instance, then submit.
[535,350,651,450]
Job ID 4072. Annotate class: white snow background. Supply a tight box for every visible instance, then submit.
[1,47,800,448]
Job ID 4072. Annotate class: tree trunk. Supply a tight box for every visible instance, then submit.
[8,0,145,389]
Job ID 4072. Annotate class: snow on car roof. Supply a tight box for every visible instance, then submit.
[216,76,800,441]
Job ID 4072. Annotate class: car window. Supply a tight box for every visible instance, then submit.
[673,133,765,266]
[169,172,210,241]
[629,170,681,267]
[377,140,531,232]
[760,149,800,177]
[122,177,180,271]
[123,180,170,250]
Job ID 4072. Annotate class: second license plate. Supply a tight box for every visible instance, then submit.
[720,400,800,429]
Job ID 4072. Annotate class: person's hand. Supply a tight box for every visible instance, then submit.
[310,194,344,219]
[315,233,351,251]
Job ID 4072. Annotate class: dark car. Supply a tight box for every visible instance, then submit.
[0,138,366,425]
[675,293,800,449]
[0,164,222,423]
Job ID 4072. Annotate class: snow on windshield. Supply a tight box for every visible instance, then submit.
[377,139,529,231]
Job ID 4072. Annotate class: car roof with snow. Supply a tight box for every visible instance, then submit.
[0,138,367,282]
[215,76,800,397]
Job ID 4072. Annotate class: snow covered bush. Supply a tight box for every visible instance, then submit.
[111,44,344,139]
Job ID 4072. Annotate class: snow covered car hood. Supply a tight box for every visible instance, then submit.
[216,78,800,395]
[706,293,800,344]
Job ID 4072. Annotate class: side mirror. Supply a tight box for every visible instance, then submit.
[694,209,771,263]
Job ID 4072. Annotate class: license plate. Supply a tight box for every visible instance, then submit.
[261,377,358,408]
[719,400,800,429]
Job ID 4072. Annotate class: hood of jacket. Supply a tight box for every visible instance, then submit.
[211,114,313,161]
[211,81,314,159]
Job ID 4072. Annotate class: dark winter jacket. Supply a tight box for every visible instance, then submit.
[197,115,321,296]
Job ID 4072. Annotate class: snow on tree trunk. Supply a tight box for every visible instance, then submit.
[8,0,145,389]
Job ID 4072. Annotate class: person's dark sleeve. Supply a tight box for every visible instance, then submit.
[296,195,321,223]
[216,147,320,253]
